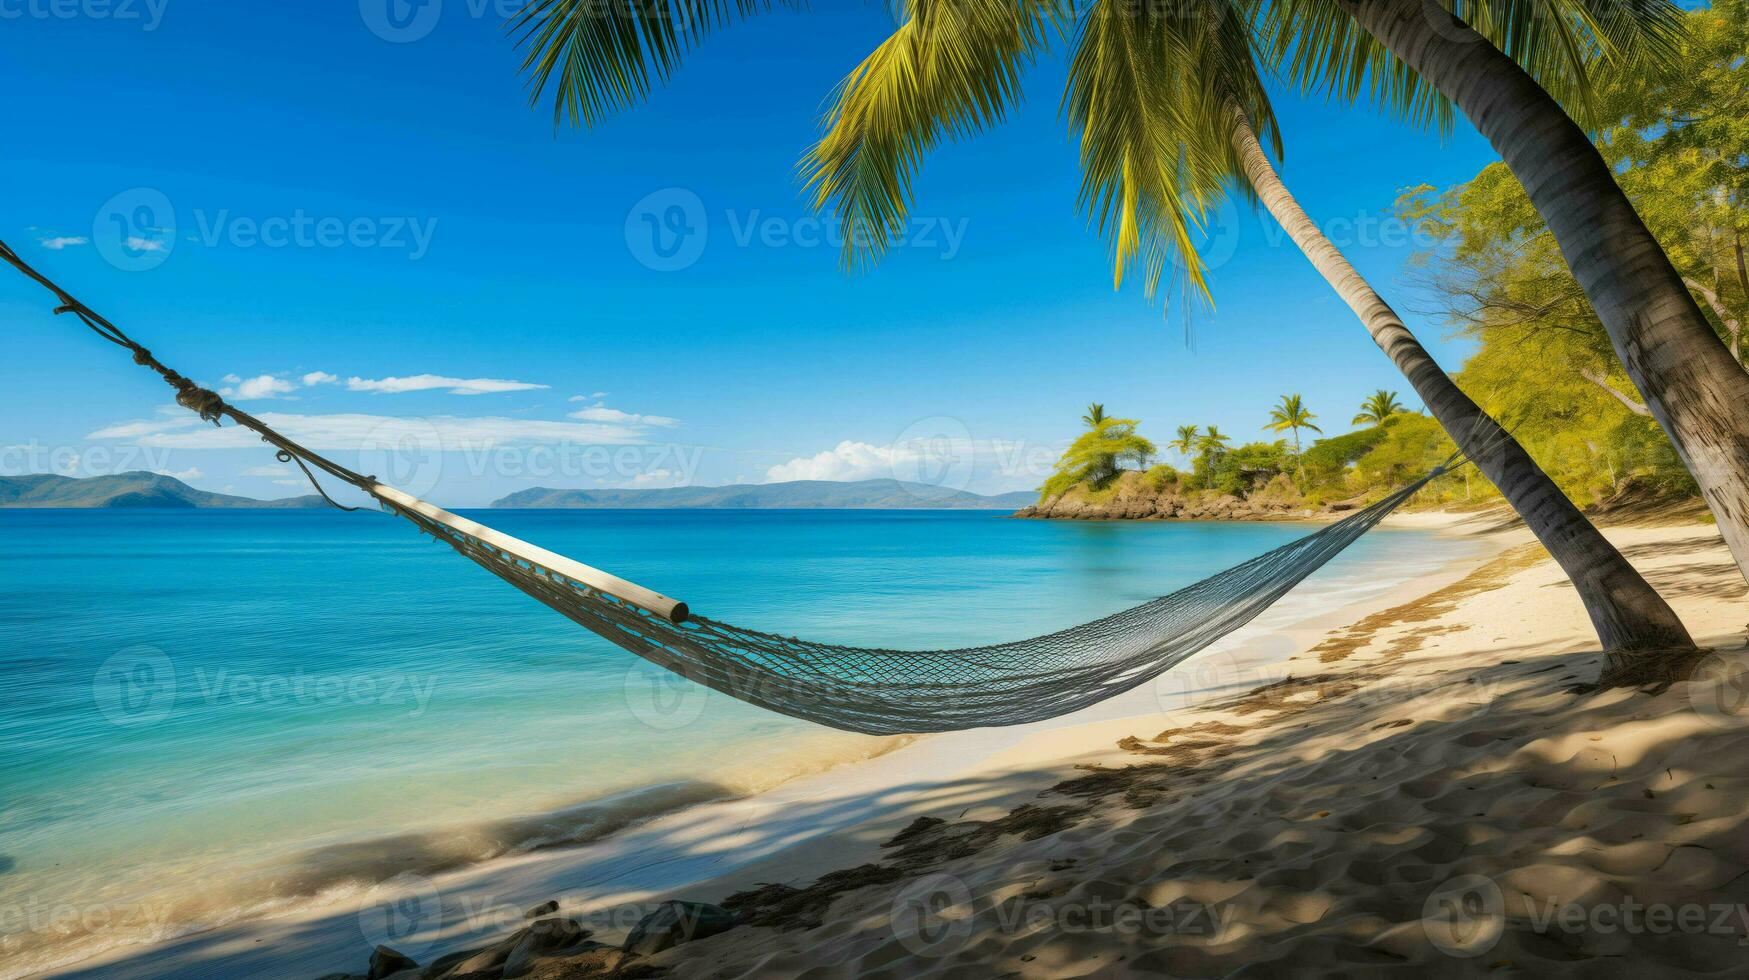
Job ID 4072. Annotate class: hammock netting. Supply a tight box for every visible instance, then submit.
[392,475,1441,734]
[0,238,1452,736]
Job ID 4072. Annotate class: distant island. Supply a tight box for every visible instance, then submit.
[492,479,1036,510]
[0,473,325,509]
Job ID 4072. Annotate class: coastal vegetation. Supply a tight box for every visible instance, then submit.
[1038,415,1157,500]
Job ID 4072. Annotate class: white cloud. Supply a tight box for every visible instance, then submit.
[221,374,299,400]
[124,237,166,253]
[591,468,687,490]
[40,236,89,250]
[766,441,909,483]
[88,411,651,450]
[153,466,203,482]
[346,374,549,396]
[88,416,196,440]
[568,406,680,428]
[764,434,1050,495]
[302,371,339,386]
[241,464,291,477]
[569,392,610,402]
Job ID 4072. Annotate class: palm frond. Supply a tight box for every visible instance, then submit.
[1249,0,1687,131]
[1245,0,1454,133]
[512,0,791,128]
[800,0,1070,270]
[1062,0,1278,304]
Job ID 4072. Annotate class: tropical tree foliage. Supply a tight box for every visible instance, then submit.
[1353,390,1404,426]
[1040,415,1157,500]
[1389,0,1749,506]
[1169,424,1201,460]
[1264,394,1320,453]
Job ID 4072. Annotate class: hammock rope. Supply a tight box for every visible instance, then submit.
[1,239,1465,735]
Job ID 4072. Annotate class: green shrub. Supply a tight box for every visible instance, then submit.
[1144,464,1180,491]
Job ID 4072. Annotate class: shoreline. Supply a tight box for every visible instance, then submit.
[34,517,1505,979]
[635,517,1746,978]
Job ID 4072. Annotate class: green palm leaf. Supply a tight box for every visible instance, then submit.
[1250,0,1686,130]
[1061,0,1282,303]
[799,0,1069,270]
[512,0,792,128]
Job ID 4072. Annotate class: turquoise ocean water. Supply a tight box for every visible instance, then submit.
[0,508,1475,976]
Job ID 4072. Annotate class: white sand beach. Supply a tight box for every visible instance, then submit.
[38,512,1749,979]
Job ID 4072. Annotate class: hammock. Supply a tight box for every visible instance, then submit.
[1,241,1454,735]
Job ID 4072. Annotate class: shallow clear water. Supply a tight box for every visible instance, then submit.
[0,508,1474,974]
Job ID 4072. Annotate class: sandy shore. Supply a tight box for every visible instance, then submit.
[609,516,1746,979]
[42,514,1749,978]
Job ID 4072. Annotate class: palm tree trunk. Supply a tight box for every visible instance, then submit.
[1337,0,1749,587]
[1735,228,1748,361]
[1227,104,1693,653]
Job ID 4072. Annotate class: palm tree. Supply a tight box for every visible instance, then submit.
[1041,416,1156,498]
[1353,390,1405,426]
[1277,0,1749,586]
[1227,107,1688,651]
[1265,394,1321,454]
[1081,403,1107,427]
[1196,426,1231,476]
[1169,424,1200,460]
[508,0,1693,654]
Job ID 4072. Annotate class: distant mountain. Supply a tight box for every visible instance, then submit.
[492,479,1037,510]
[0,472,327,509]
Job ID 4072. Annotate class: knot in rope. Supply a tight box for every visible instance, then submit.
[173,381,226,424]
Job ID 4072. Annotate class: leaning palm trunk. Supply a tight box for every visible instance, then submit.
[1228,104,1693,653]
[1337,0,1749,586]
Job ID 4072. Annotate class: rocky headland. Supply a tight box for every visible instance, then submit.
[1012,470,1359,522]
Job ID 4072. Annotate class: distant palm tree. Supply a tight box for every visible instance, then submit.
[1081,403,1107,428]
[1352,390,1404,427]
[1264,394,1321,454]
[1169,424,1200,460]
[1195,426,1230,475]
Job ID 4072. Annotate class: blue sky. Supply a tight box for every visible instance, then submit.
[0,1,1501,505]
